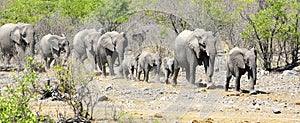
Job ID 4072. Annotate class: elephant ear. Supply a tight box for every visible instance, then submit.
[187,35,201,59]
[49,38,59,51]
[100,34,115,51]
[229,48,245,69]
[10,27,22,44]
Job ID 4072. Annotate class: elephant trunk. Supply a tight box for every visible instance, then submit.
[206,54,216,83]
[249,64,257,90]
[25,35,35,57]
[168,64,173,73]
[63,44,71,65]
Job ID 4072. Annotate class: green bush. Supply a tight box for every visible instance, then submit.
[0,57,48,122]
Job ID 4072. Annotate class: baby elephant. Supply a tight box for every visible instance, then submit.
[120,57,138,80]
[137,51,161,82]
[225,47,257,94]
[161,57,174,84]
[39,34,70,70]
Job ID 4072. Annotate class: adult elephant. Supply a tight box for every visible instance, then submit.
[73,29,105,70]
[225,47,257,94]
[96,31,128,77]
[172,28,217,88]
[39,34,70,70]
[0,23,36,67]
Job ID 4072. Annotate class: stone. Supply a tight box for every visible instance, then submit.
[154,113,163,118]
[272,108,281,114]
[105,84,113,91]
[98,96,109,102]
[281,70,297,76]
[254,103,261,110]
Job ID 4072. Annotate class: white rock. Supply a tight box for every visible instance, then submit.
[282,70,297,76]
[272,108,281,114]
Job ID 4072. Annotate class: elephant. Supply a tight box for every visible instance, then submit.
[39,34,70,70]
[136,51,161,82]
[0,23,36,67]
[73,28,105,70]
[161,57,174,84]
[119,56,138,80]
[172,28,217,88]
[225,47,257,94]
[96,31,128,77]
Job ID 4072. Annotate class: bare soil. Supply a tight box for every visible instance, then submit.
[1,56,300,123]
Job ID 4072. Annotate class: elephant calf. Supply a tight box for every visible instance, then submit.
[136,51,161,82]
[161,57,174,84]
[225,47,257,94]
[39,34,70,70]
[120,56,138,80]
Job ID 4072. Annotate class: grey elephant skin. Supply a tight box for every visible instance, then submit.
[0,23,36,66]
[136,51,161,82]
[161,57,174,84]
[225,47,257,93]
[120,56,138,80]
[73,29,104,70]
[172,28,217,86]
[39,34,70,69]
[96,31,128,77]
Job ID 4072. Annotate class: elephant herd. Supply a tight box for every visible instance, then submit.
[0,23,258,93]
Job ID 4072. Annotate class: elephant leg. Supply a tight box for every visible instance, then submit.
[185,67,190,82]
[123,67,128,80]
[172,60,180,86]
[137,71,142,81]
[144,69,150,82]
[165,70,170,84]
[137,65,142,81]
[235,75,241,92]
[101,64,106,76]
[4,54,12,66]
[225,72,232,91]
[107,56,115,77]
[129,67,134,80]
[189,63,197,84]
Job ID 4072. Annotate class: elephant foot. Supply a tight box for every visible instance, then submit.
[172,83,177,87]
[224,88,229,92]
[165,80,170,84]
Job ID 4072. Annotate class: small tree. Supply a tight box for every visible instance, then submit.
[54,64,101,121]
[242,0,300,70]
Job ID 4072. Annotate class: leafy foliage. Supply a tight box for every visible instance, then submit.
[0,0,133,28]
[0,57,47,122]
[0,0,56,24]
[242,0,300,69]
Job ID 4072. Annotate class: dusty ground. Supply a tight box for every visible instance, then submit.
[1,55,300,123]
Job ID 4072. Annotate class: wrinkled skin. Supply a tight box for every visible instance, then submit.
[120,56,138,80]
[225,47,257,94]
[161,57,174,84]
[73,29,104,70]
[0,23,36,68]
[136,51,161,82]
[172,28,217,87]
[96,31,128,77]
[39,34,70,70]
